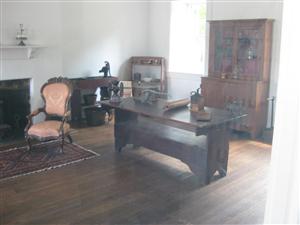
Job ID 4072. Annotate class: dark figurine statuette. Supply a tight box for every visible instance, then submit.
[99,61,111,77]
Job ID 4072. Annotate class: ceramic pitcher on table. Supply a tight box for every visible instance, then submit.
[190,88,205,112]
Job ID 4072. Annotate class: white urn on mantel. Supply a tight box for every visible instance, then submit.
[16,24,28,46]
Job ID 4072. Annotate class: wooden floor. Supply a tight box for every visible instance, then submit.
[0,122,272,225]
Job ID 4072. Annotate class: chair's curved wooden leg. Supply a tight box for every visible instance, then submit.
[67,134,73,143]
[60,136,65,154]
[26,137,32,151]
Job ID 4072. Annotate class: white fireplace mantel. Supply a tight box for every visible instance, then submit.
[0,45,44,59]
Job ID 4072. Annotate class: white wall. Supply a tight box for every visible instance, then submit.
[60,2,149,79]
[148,2,170,60]
[148,1,283,128]
[0,1,149,112]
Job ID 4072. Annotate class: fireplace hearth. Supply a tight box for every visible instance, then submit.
[0,78,31,140]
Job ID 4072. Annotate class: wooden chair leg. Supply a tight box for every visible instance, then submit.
[26,137,32,151]
[67,134,73,143]
[60,136,65,153]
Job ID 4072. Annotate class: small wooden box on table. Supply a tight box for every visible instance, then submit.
[101,98,244,185]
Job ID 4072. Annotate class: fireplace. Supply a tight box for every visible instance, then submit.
[0,78,31,139]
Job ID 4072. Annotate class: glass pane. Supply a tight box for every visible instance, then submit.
[237,28,261,78]
[214,27,234,74]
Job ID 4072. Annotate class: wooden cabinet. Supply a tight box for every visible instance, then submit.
[70,76,118,125]
[202,19,273,138]
[131,56,167,97]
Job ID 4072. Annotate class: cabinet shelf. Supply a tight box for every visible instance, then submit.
[131,63,162,66]
[0,45,44,59]
[131,56,166,97]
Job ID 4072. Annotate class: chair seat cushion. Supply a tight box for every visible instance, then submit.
[28,121,70,138]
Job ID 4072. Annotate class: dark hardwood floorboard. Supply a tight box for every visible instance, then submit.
[0,122,271,225]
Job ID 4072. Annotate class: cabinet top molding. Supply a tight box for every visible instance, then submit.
[207,18,274,22]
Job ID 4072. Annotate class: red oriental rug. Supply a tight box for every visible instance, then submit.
[0,141,99,181]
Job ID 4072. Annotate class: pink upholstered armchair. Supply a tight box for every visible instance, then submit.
[24,77,73,152]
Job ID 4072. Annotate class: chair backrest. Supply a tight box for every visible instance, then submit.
[41,77,72,117]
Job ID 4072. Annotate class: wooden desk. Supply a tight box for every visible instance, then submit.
[101,98,244,185]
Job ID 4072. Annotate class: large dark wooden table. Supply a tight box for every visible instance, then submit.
[101,98,244,185]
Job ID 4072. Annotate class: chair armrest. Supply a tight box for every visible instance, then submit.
[27,108,44,119]
[59,110,71,135]
[61,110,71,123]
[24,108,45,133]
[64,110,71,118]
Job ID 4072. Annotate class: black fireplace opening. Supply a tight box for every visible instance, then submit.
[0,78,31,141]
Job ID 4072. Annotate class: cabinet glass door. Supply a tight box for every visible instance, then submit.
[236,27,262,80]
[213,26,234,75]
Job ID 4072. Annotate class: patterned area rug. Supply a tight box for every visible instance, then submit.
[0,141,99,181]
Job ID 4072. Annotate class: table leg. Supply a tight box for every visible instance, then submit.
[206,125,229,183]
[114,108,137,152]
[188,162,209,185]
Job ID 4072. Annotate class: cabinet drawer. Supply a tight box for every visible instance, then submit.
[201,78,258,108]
[223,81,257,108]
